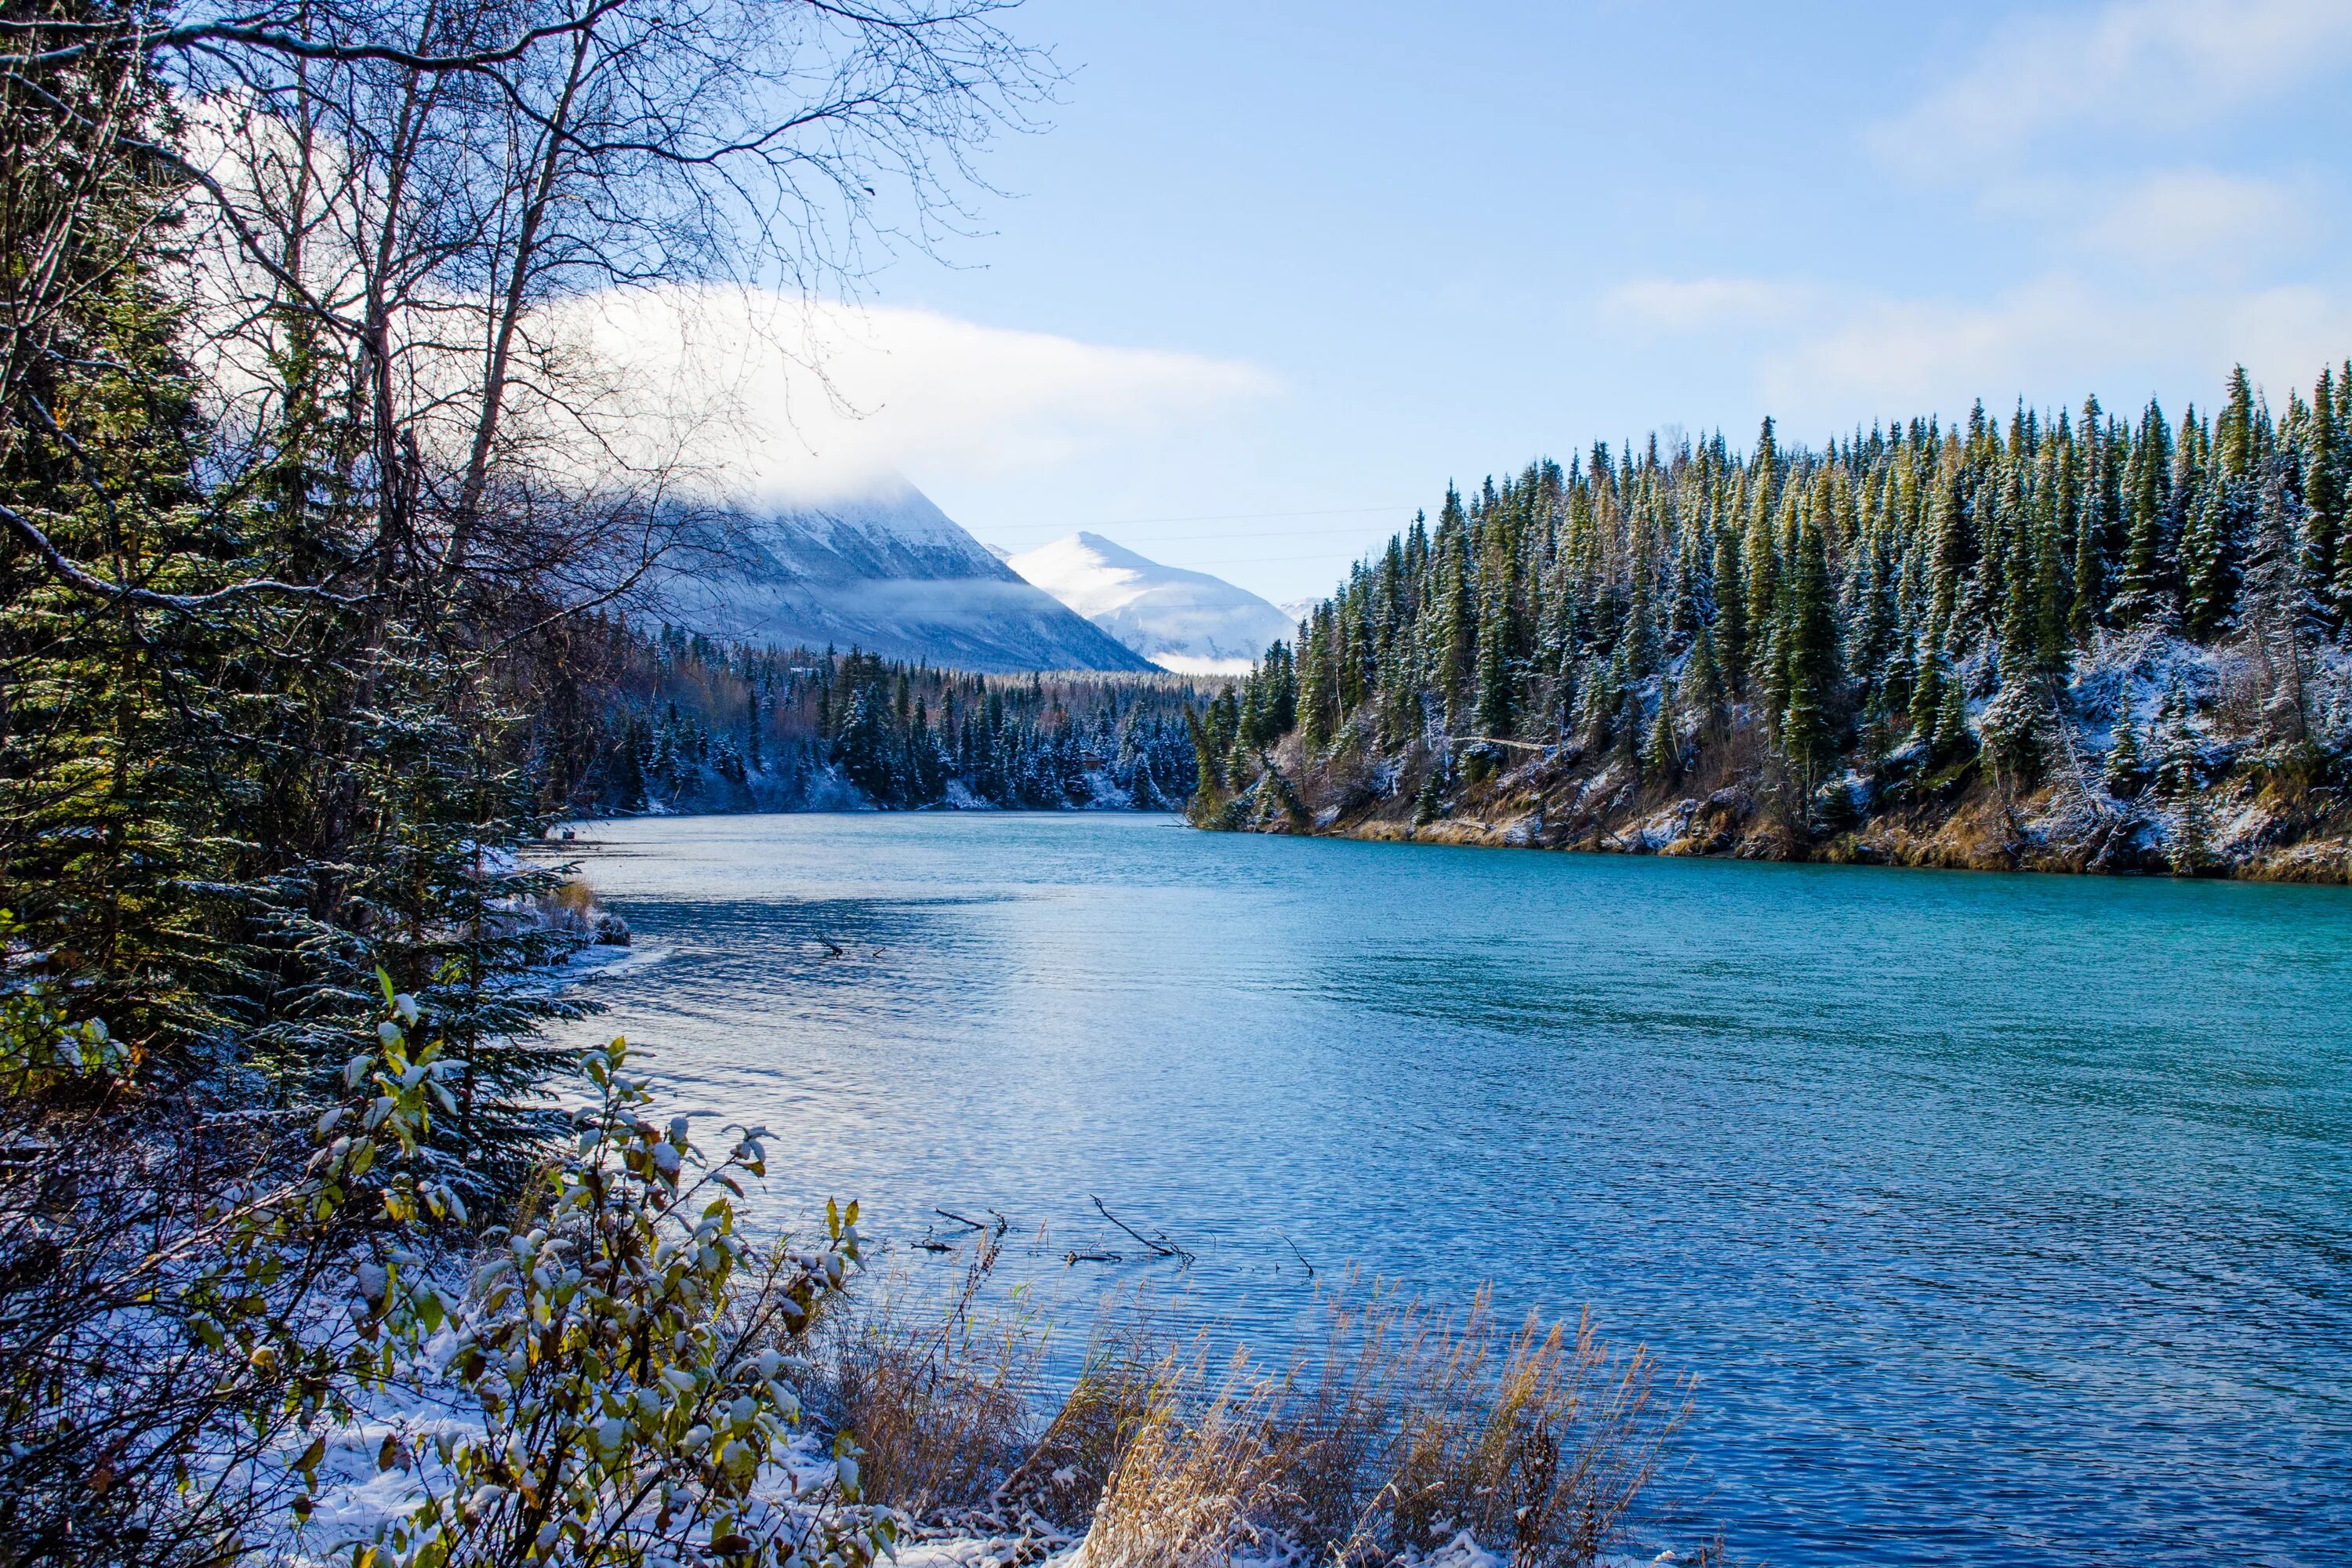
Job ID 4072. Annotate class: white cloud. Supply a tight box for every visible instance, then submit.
[2071,168,2313,267]
[1869,0,2352,171]
[1599,277,1817,333]
[546,286,1278,504]
[1753,273,2352,426]
[1596,266,2352,432]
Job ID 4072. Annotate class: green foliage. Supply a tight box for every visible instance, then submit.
[2,93,584,1200]
[0,919,135,1096]
[0,975,474,1563]
[4,982,889,1568]
[0,973,887,1568]
[2152,686,2205,799]
[373,1036,888,1568]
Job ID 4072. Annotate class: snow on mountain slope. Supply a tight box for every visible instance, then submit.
[1005,532,1297,676]
[650,480,1155,673]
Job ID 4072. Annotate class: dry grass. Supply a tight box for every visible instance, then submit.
[810,1234,1041,1517]
[1310,1284,1682,1566]
[1079,1348,1291,1568]
[821,1264,1690,1566]
[1277,1278,1682,1566]
[992,1308,1167,1529]
[533,877,600,939]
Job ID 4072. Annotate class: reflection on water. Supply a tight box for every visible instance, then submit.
[559,811,2352,1567]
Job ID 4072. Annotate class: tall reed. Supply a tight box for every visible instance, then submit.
[815,1264,1690,1566]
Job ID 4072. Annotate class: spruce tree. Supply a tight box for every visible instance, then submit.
[2069,405,2107,638]
[2103,718,2145,797]
[1642,684,1680,783]
[1926,465,1972,652]
[2112,402,2176,628]
[1712,516,1747,691]
[2181,471,2247,641]
[1907,638,1944,749]
[2152,685,2201,797]
[1777,510,1841,801]
[2034,504,2071,675]
[1684,621,1728,739]
[1475,597,1515,739]
[2306,365,2345,630]
[1437,491,1476,725]
[1935,670,1973,761]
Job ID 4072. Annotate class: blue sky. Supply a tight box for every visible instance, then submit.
[760,0,2352,604]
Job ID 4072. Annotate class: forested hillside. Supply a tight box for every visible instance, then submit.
[1195,366,2352,880]
[539,622,1203,814]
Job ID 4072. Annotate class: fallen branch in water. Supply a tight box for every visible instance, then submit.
[1091,1195,1194,1265]
[937,1207,1010,1238]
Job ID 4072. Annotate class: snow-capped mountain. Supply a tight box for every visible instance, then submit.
[649,481,1155,673]
[1005,532,1298,676]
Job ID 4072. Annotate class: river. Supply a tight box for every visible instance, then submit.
[559,811,2352,1566]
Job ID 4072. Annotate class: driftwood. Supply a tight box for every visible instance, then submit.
[920,1206,1011,1252]
[1090,1195,1194,1265]
[937,1206,1009,1237]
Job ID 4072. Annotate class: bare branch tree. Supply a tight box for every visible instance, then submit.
[5,0,1054,626]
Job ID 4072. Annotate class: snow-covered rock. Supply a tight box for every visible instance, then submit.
[1006,532,1297,676]
[650,478,1155,673]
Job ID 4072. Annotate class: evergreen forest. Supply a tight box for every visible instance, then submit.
[545,623,1203,815]
[1196,367,2352,878]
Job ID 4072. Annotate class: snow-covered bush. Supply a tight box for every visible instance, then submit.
[1,975,885,1568]
[0,971,466,1565]
[362,1036,891,1568]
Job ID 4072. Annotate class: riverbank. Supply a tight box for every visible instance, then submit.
[1283,748,2352,883]
[1210,630,2352,885]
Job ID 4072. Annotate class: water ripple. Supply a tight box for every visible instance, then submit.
[558,812,2352,1568]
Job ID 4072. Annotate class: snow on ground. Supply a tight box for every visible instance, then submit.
[939,777,994,810]
[1632,799,1697,850]
[278,1379,856,1566]
[260,1360,1700,1568]
[1077,768,1132,809]
[548,938,672,985]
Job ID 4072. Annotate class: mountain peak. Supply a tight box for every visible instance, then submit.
[1005,533,1292,676]
[646,481,1155,673]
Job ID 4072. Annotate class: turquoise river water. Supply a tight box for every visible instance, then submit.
[560,812,2352,1566]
